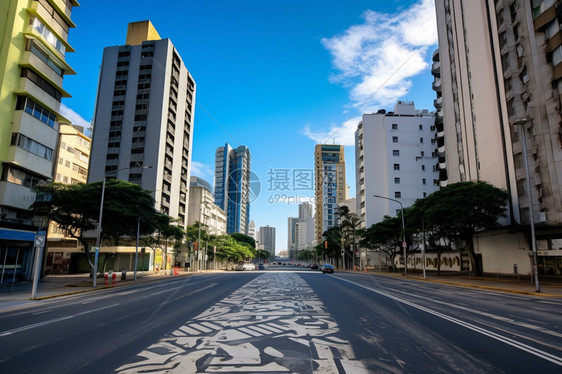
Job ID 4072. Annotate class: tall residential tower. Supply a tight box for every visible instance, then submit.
[314,144,346,243]
[214,143,251,234]
[89,21,196,227]
[0,0,78,282]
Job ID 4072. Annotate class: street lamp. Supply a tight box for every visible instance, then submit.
[373,194,407,275]
[512,118,540,293]
[94,165,152,287]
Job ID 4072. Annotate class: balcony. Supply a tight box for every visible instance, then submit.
[533,0,556,30]
[432,78,441,92]
[433,97,442,109]
[431,60,440,76]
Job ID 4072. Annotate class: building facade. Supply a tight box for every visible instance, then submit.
[434,0,562,275]
[258,225,276,258]
[89,21,196,228]
[0,0,78,282]
[187,176,226,236]
[214,143,251,234]
[46,124,91,273]
[314,144,346,243]
[355,102,437,228]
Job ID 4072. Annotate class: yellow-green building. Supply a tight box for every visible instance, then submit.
[0,0,78,282]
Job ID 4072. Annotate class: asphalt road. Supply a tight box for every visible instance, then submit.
[1,269,561,373]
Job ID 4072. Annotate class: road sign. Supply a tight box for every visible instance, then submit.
[402,241,407,248]
[34,236,45,247]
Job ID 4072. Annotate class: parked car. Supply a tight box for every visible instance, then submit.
[320,264,334,273]
[257,263,265,270]
[310,263,319,270]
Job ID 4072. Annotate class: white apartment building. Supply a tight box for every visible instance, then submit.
[188,177,226,236]
[89,21,196,228]
[355,101,438,228]
[295,217,315,251]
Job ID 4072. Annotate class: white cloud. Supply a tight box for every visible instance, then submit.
[302,117,361,146]
[321,0,437,109]
[59,103,91,130]
[190,161,213,179]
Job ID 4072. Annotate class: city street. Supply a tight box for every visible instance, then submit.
[1,269,561,373]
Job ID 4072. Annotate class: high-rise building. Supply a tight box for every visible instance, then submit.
[299,202,313,220]
[287,216,299,257]
[355,102,437,228]
[214,143,251,234]
[295,217,315,252]
[188,177,226,236]
[258,225,276,257]
[89,21,196,228]
[314,144,346,243]
[0,0,78,282]
[434,0,562,274]
[248,220,256,241]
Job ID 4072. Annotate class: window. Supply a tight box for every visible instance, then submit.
[395,191,401,198]
[393,150,400,156]
[394,177,400,184]
[20,68,62,101]
[15,96,56,128]
[10,133,53,161]
[393,136,398,143]
[422,178,426,185]
[421,151,425,157]
[419,124,423,130]
[423,192,427,197]
[392,124,398,130]
[420,137,424,143]
[394,164,400,170]
[422,165,425,171]
[29,17,65,55]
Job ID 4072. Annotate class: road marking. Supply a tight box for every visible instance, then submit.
[0,304,119,337]
[336,276,562,367]
[115,273,368,373]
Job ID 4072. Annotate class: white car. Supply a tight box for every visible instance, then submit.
[235,261,255,271]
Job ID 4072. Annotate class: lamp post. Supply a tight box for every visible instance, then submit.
[512,118,540,293]
[373,194,407,275]
[94,165,151,287]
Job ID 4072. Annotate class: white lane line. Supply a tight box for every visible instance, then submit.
[335,276,562,367]
[377,281,562,338]
[0,304,120,337]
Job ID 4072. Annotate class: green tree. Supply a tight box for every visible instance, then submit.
[297,250,312,262]
[358,215,403,271]
[31,180,160,274]
[229,233,256,249]
[420,181,509,276]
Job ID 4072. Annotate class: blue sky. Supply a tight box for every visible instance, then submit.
[62,0,438,253]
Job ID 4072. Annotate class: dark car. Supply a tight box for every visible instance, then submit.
[320,264,334,273]
[257,263,265,270]
[310,263,319,270]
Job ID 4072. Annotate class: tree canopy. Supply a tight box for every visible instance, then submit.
[31,180,161,271]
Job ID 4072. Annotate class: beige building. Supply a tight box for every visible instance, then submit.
[46,124,91,273]
[434,0,562,275]
[188,177,226,236]
[0,0,78,282]
[314,144,346,243]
